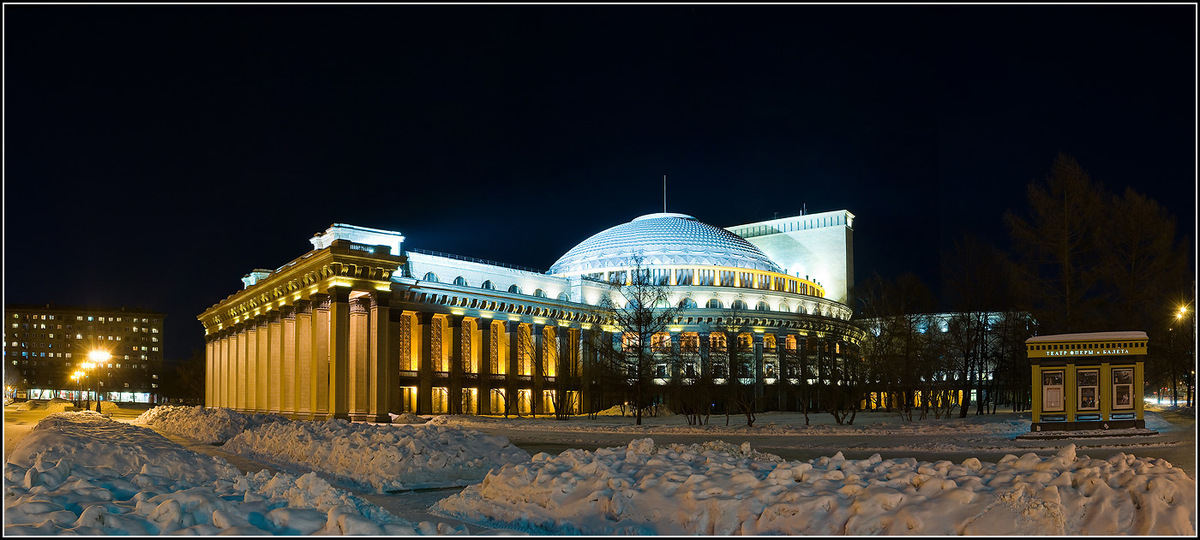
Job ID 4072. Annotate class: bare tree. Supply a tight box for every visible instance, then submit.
[593,255,685,425]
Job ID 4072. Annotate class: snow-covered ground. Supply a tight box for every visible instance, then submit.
[436,438,1194,535]
[4,411,473,535]
[4,403,1196,535]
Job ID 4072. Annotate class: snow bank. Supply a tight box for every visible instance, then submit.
[44,398,77,413]
[134,405,288,444]
[3,412,467,535]
[389,412,429,424]
[433,438,1196,536]
[221,418,530,493]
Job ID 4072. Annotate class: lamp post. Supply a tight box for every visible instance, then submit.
[81,362,94,410]
[87,350,110,413]
[71,371,83,408]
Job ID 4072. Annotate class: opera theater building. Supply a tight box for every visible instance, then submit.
[199,210,865,421]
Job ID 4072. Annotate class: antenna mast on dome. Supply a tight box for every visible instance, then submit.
[663,174,667,213]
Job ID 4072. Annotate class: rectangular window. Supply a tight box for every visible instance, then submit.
[1042,370,1065,412]
[1077,369,1099,410]
[1112,368,1134,410]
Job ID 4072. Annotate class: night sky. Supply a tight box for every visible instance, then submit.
[5,5,1196,366]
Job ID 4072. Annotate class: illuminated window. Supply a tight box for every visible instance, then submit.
[151,328,158,334]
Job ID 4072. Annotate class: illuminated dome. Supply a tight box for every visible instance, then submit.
[548,213,783,276]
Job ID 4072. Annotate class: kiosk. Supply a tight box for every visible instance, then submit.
[1026,331,1148,432]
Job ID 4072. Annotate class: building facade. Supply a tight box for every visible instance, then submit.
[3,304,165,403]
[198,212,865,420]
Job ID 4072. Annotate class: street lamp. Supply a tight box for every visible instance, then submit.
[71,371,83,408]
[87,350,110,413]
[80,362,94,410]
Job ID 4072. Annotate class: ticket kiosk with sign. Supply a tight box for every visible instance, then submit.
[1025,331,1148,432]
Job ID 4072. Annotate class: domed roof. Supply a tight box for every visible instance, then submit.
[548,213,783,276]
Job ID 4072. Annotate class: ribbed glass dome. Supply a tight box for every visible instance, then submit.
[548,213,783,276]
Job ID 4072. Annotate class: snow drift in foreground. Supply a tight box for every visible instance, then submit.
[135,405,529,493]
[433,437,1197,536]
[4,412,467,535]
[220,417,531,493]
[135,405,289,444]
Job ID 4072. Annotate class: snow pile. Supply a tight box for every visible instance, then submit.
[3,412,467,535]
[221,418,530,493]
[44,398,77,413]
[15,401,36,411]
[134,405,288,444]
[434,438,1196,536]
[389,412,429,424]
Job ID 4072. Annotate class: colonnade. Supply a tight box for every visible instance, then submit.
[204,285,591,420]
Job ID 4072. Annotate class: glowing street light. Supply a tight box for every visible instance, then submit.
[87,350,111,413]
[71,371,84,408]
[80,362,94,410]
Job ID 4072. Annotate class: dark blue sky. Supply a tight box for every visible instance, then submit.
[5,5,1196,363]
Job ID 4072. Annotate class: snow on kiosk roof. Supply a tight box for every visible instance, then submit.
[1025,331,1148,359]
[1026,331,1149,344]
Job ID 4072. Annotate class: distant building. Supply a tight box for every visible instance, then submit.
[3,304,165,403]
[199,211,864,420]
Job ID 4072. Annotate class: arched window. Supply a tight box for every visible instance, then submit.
[706,298,723,309]
[481,280,496,290]
[756,301,770,311]
[557,292,570,301]
[453,276,468,287]
[731,300,748,310]
[508,284,522,294]
[534,289,547,298]
[679,298,698,309]
[423,272,439,282]
[778,301,789,312]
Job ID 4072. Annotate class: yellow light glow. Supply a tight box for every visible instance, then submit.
[451,309,465,316]
[81,362,94,370]
[374,282,391,291]
[87,350,111,363]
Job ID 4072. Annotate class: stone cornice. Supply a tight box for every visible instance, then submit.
[198,240,403,334]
